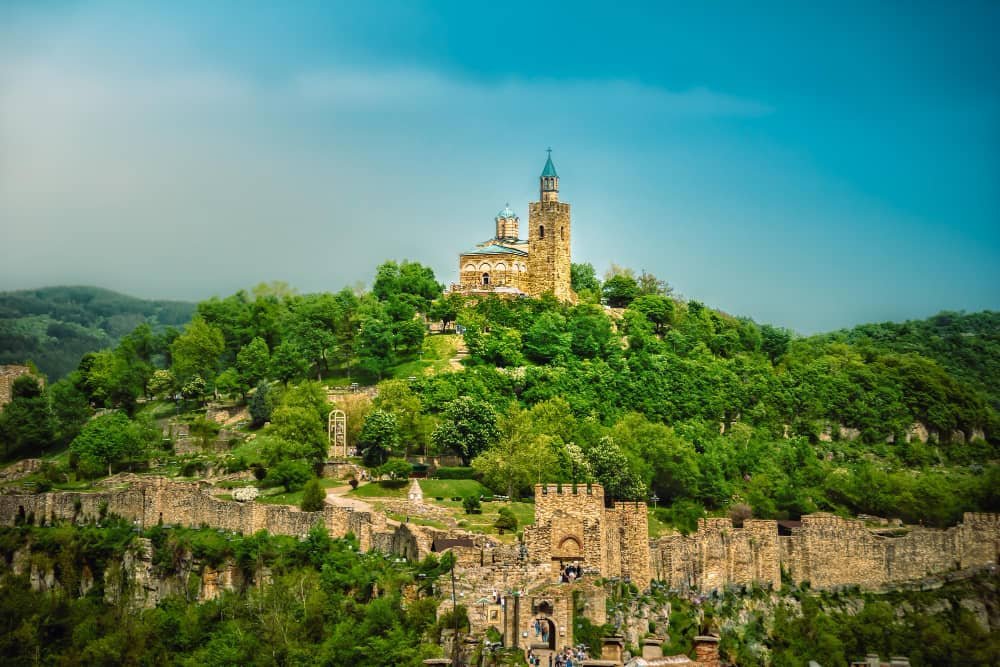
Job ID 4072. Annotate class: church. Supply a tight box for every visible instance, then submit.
[454,151,576,303]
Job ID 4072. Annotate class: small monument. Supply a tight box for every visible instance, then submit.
[408,478,424,504]
[328,409,347,459]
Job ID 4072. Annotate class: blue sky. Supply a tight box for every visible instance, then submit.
[0,1,997,332]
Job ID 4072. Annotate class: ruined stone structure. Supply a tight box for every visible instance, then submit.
[0,364,36,410]
[328,409,347,459]
[652,512,1000,592]
[455,151,576,302]
[524,484,651,588]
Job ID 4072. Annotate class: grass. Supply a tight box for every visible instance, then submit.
[349,478,490,499]
[255,478,344,506]
[383,510,448,530]
[648,509,674,537]
[391,333,460,379]
[441,499,535,542]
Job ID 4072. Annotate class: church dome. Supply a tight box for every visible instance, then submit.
[497,204,517,219]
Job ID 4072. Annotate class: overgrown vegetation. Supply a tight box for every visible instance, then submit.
[0,522,449,666]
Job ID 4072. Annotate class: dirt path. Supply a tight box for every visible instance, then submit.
[325,482,400,526]
[448,335,468,370]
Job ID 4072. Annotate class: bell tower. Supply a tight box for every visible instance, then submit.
[527,149,576,302]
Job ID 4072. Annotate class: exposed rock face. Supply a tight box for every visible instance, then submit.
[232,487,259,502]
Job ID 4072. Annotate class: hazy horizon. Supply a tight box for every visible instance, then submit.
[2,1,998,334]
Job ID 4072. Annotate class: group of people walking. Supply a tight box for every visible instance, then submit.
[526,646,589,666]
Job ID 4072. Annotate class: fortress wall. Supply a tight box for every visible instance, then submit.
[0,365,34,410]
[652,518,788,592]
[532,483,604,525]
[0,476,377,545]
[609,502,651,586]
[655,512,999,593]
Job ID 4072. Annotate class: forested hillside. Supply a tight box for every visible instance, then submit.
[815,311,1000,410]
[2,263,997,526]
[0,286,194,380]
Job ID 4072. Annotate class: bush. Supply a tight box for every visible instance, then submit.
[432,466,477,480]
[729,502,753,528]
[494,506,517,534]
[263,460,312,491]
[300,478,326,512]
[376,459,412,480]
[462,495,481,514]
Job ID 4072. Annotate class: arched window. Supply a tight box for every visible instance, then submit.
[560,226,564,240]
[539,225,545,239]
[482,273,490,286]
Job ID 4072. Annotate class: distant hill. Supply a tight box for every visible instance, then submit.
[0,286,195,380]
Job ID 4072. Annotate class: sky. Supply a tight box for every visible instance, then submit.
[0,1,997,333]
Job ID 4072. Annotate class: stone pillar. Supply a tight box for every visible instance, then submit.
[599,635,625,664]
[694,635,720,667]
[641,636,664,659]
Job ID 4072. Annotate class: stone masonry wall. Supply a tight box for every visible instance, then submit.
[0,365,35,410]
[654,512,998,592]
[0,475,390,551]
[780,512,1000,589]
[607,501,652,586]
[651,518,781,592]
[527,201,575,302]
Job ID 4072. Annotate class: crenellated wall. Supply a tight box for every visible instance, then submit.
[651,518,781,591]
[780,512,1000,589]
[0,475,389,550]
[653,512,999,592]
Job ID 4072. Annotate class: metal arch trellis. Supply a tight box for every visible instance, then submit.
[328,409,347,459]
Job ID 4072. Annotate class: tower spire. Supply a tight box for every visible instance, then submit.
[540,149,559,202]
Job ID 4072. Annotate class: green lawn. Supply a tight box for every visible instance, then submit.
[255,478,344,506]
[391,333,459,379]
[349,478,490,499]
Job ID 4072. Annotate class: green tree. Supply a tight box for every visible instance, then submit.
[70,412,144,477]
[269,406,327,463]
[170,316,225,384]
[585,436,645,500]
[146,369,177,400]
[263,459,312,491]
[570,262,601,294]
[358,410,400,466]
[432,396,500,465]
[300,478,326,511]
[494,506,518,534]
[376,458,412,480]
[48,373,93,446]
[248,382,275,427]
[523,311,572,364]
[0,375,54,459]
[236,337,271,396]
[602,274,640,308]
[270,341,309,385]
[428,292,465,332]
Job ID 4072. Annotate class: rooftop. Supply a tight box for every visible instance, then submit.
[461,243,528,256]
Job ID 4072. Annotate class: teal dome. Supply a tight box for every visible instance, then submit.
[497,204,517,219]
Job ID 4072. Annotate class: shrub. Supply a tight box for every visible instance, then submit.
[462,495,481,514]
[263,460,312,492]
[432,466,477,480]
[729,502,753,528]
[376,459,412,480]
[494,506,517,534]
[300,478,326,512]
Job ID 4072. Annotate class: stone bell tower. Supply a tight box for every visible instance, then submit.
[527,149,575,302]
